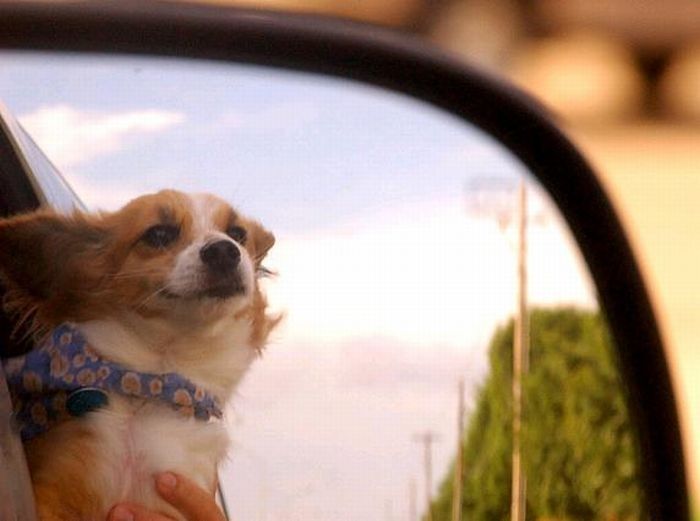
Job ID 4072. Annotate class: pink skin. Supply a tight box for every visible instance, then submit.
[107,472,225,521]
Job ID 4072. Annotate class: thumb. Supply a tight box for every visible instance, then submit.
[154,472,225,521]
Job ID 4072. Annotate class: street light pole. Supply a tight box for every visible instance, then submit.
[464,176,531,521]
[510,179,529,521]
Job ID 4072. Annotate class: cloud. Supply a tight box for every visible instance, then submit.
[334,338,487,390]
[212,100,319,133]
[19,104,184,169]
[223,190,596,521]
[57,175,146,213]
[263,190,595,353]
[224,337,480,521]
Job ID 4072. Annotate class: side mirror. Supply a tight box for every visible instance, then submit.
[0,3,688,520]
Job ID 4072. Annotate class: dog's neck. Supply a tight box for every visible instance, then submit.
[76,311,256,400]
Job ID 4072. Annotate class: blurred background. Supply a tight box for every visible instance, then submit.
[184,0,700,507]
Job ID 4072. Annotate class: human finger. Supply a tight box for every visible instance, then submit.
[154,472,226,521]
[107,502,176,521]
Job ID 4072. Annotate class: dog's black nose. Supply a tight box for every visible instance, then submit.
[200,240,240,273]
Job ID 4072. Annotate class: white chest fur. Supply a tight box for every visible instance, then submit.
[84,397,230,517]
[73,316,256,516]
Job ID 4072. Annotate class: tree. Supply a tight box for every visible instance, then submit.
[431,307,645,521]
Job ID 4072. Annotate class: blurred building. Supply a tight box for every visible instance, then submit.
[197,0,700,123]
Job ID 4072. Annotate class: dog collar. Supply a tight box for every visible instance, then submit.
[2,324,223,441]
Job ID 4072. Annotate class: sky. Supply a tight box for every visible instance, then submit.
[0,51,596,521]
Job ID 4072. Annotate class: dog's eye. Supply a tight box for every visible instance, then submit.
[141,224,180,248]
[226,225,247,244]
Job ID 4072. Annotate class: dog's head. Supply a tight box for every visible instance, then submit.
[0,190,275,344]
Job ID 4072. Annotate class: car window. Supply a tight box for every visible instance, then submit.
[0,102,84,213]
[0,51,649,521]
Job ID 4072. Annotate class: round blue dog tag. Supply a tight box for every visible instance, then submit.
[66,388,109,417]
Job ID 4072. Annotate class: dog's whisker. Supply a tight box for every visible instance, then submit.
[109,269,164,280]
[135,286,169,310]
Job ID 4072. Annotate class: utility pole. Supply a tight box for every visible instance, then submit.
[464,177,533,520]
[510,179,529,521]
[413,431,439,521]
[409,478,417,521]
[451,379,465,521]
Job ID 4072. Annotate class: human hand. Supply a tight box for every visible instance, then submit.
[107,472,226,521]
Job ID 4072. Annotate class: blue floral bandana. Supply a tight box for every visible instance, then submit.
[2,324,223,441]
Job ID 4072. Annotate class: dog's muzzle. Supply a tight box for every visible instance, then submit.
[199,240,245,298]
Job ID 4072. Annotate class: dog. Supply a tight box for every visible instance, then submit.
[0,190,278,520]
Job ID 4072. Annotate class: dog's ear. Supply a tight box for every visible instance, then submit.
[0,210,109,329]
[249,221,275,265]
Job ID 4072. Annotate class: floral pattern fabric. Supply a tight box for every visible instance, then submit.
[2,324,223,441]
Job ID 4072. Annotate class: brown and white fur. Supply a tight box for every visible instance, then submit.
[0,190,278,520]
